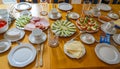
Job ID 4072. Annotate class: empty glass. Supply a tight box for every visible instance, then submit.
[48,29,59,47]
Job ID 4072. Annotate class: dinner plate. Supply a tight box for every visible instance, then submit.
[58,3,72,11]
[4,28,25,42]
[8,43,36,67]
[14,2,32,11]
[112,34,120,45]
[64,41,86,59]
[80,33,95,44]
[0,39,11,53]
[101,23,116,35]
[48,12,62,20]
[95,43,120,64]
[97,4,111,11]
[29,32,47,44]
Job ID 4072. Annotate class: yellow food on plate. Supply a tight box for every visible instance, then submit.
[65,41,85,59]
[114,19,120,26]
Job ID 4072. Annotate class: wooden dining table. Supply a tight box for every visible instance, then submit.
[0,3,120,69]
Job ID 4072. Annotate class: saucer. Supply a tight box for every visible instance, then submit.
[101,23,116,35]
[0,39,11,53]
[48,12,61,20]
[29,32,47,44]
[112,34,120,45]
[80,33,95,44]
[4,28,25,42]
[58,3,72,11]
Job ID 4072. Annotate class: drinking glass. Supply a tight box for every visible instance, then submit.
[40,0,49,16]
[48,29,59,47]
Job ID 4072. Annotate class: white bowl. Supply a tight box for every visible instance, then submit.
[0,19,8,34]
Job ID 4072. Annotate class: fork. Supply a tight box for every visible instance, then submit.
[35,44,40,68]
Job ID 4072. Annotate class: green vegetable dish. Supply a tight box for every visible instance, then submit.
[15,16,31,29]
[51,20,76,37]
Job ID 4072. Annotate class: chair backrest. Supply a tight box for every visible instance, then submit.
[54,0,70,3]
[71,0,82,4]
[17,0,40,3]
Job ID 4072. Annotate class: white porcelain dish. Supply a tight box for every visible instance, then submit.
[48,12,61,20]
[101,23,116,34]
[14,2,32,11]
[112,34,120,45]
[80,33,95,44]
[68,12,80,19]
[8,43,36,67]
[4,28,25,42]
[0,39,11,53]
[29,32,47,44]
[97,4,111,11]
[108,13,119,20]
[58,3,72,11]
[95,43,120,64]
[64,41,86,59]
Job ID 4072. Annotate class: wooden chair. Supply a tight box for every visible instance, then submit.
[17,0,40,3]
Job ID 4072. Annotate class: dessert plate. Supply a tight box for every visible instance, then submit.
[80,33,95,44]
[58,3,72,11]
[108,13,119,20]
[14,2,32,11]
[8,43,36,67]
[0,39,11,53]
[101,23,116,35]
[95,43,120,64]
[4,28,25,42]
[112,34,120,45]
[48,12,61,20]
[29,32,47,44]
[97,4,111,11]
[68,12,80,19]
[64,41,86,59]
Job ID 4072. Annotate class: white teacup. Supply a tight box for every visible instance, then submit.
[51,8,58,18]
[32,28,43,40]
[117,34,120,41]
[85,36,92,42]
[105,22,114,32]
[0,42,6,51]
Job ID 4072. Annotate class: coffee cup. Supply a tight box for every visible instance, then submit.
[105,22,114,32]
[32,28,43,40]
[51,8,58,18]
[117,34,120,41]
[0,42,6,51]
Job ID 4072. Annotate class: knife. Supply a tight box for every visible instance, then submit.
[39,43,44,67]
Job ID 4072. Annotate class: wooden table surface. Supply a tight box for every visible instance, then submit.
[0,4,120,69]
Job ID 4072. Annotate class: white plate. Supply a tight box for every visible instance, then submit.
[48,12,61,20]
[0,39,11,53]
[64,41,86,59]
[8,43,36,67]
[58,3,72,11]
[14,2,32,11]
[112,34,120,45]
[97,4,111,11]
[29,32,47,44]
[68,12,80,19]
[108,13,119,20]
[80,33,95,44]
[4,28,25,42]
[95,43,120,64]
[101,23,116,35]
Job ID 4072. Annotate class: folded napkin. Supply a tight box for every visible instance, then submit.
[100,34,110,44]
[65,41,85,59]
